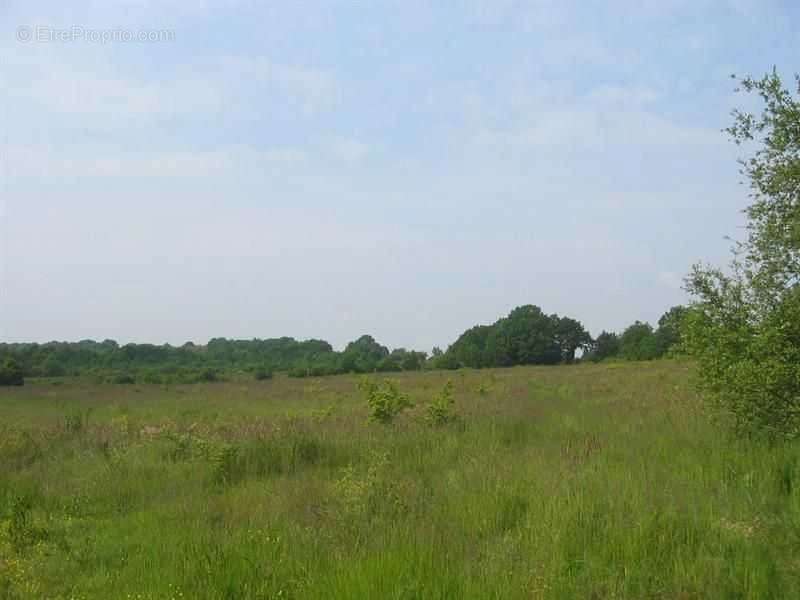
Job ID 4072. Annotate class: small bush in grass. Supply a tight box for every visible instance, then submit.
[358,378,412,424]
[8,495,34,551]
[211,444,243,486]
[334,451,406,524]
[63,411,87,435]
[426,380,457,426]
[7,495,48,552]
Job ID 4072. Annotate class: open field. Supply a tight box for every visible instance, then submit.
[1,360,799,599]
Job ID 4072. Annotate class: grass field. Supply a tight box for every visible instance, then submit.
[1,360,799,599]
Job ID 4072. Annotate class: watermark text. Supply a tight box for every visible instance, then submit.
[17,25,175,44]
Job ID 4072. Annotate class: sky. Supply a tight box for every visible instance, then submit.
[1,1,798,352]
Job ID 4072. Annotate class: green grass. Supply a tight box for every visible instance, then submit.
[1,360,799,598]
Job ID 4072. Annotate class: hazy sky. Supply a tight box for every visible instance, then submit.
[2,1,798,351]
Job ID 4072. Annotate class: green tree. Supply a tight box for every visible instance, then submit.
[589,331,620,362]
[685,71,800,437]
[491,305,562,365]
[447,325,492,368]
[619,321,660,361]
[654,305,688,356]
[341,335,389,373]
[553,316,593,363]
[41,355,68,377]
[0,358,25,386]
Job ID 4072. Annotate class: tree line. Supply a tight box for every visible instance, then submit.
[0,305,685,386]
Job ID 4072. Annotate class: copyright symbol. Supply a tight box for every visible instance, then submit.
[16,25,32,43]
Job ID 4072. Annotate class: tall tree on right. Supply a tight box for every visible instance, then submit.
[685,70,800,438]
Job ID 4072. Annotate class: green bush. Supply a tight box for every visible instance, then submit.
[254,366,273,381]
[358,378,412,424]
[111,373,136,385]
[197,368,220,383]
[376,357,402,373]
[426,380,457,426]
[310,365,332,377]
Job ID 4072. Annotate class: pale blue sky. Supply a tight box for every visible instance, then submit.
[2,1,798,351]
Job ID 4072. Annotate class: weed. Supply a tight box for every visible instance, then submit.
[63,411,86,434]
[211,444,242,487]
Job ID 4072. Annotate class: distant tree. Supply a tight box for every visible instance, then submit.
[654,306,688,355]
[42,356,67,377]
[437,352,461,370]
[376,356,402,372]
[388,349,426,371]
[589,331,620,362]
[441,305,591,368]
[492,305,562,365]
[447,325,493,368]
[553,316,593,363]
[0,358,24,386]
[619,321,660,361]
[340,335,389,373]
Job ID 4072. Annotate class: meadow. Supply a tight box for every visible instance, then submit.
[1,360,799,599]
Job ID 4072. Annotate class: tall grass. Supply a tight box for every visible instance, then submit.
[1,361,798,598]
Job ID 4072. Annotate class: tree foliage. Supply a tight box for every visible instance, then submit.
[443,305,592,368]
[0,358,24,386]
[685,70,800,437]
[619,322,660,361]
[588,331,620,362]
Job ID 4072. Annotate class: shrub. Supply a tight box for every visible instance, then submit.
[111,373,136,385]
[139,369,165,385]
[376,357,402,373]
[358,378,412,424]
[254,366,273,381]
[426,380,457,426]
[310,365,331,377]
[197,368,220,383]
